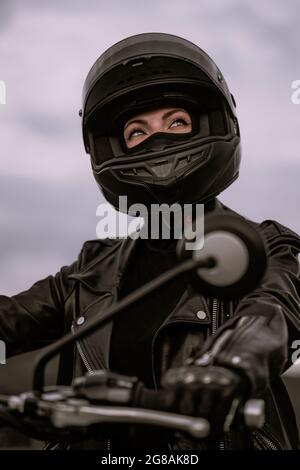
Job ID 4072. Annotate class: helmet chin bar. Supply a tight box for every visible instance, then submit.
[109,139,211,184]
[91,134,240,212]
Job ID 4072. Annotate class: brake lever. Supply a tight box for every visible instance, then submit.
[5,390,210,439]
[49,403,211,439]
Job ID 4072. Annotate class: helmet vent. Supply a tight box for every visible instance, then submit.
[130,60,144,67]
[120,167,152,177]
[117,148,208,181]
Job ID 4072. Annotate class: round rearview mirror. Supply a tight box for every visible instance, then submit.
[177,214,267,299]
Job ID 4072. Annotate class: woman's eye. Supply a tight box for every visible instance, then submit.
[128,129,145,139]
[169,118,188,128]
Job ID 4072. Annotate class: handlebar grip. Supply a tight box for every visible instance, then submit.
[133,384,177,412]
[134,385,265,430]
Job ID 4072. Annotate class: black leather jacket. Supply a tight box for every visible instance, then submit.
[0,200,300,449]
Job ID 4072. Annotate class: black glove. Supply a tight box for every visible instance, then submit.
[160,365,250,437]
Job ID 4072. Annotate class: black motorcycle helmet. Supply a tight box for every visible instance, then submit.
[80,32,241,213]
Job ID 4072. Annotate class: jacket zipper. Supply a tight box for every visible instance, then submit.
[253,432,277,450]
[71,324,111,450]
[204,299,232,450]
[71,324,95,375]
[211,299,225,450]
[211,298,219,335]
[76,340,95,375]
[252,424,284,450]
[252,430,279,450]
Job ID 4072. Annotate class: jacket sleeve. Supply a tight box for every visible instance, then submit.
[195,219,300,396]
[0,256,81,358]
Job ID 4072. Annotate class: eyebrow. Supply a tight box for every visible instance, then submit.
[124,108,189,130]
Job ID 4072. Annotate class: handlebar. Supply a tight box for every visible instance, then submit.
[0,370,265,443]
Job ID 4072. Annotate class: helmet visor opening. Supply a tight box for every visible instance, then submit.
[88,86,228,166]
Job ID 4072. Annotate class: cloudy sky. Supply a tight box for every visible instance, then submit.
[1,0,300,295]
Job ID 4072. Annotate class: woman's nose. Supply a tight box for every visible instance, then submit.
[148,118,165,134]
